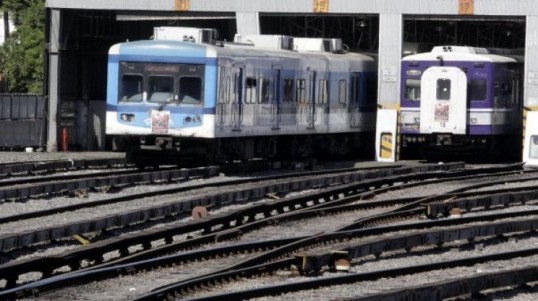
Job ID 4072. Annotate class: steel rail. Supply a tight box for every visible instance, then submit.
[0,163,462,253]
[426,187,538,217]
[0,164,399,224]
[137,247,538,301]
[4,207,538,300]
[0,166,219,202]
[0,158,128,176]
[0,167,152,189]
[297,216,538,273]
[352,265,538,301]
[0,163,466,291]
[0,163,525,297]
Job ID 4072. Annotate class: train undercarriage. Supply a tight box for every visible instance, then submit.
[112,133,375,168]
[400,133,521,162]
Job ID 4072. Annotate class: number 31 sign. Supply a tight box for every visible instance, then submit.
[459,0,474,15]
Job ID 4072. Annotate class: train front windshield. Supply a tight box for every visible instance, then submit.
[118,61,204,105]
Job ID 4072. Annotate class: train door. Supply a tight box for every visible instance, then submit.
[232,64,244,131]
[271,66,281,130]
[419,66,467,135]
[510,70,522,130]
[307,70,317,128]
[350,72,361,127]
[216,65,230,128]
[315,77,329,127]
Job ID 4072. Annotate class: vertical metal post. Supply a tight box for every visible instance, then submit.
[377,13,403,108]
[522,16,538,165]
[375,14,403,162]
[47,9,61,152]
[524,16,538,108]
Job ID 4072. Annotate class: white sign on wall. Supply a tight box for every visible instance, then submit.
[382,67,398,83]
[528,71,538,85]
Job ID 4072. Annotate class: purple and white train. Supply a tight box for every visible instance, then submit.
[399,46,524,160]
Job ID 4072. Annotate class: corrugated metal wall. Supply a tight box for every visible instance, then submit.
[0,95,46,149]
[46,0,538,15]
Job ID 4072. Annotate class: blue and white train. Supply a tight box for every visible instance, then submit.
[399,46,524,160]
[106,30,377,166]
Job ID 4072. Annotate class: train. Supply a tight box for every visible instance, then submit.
[106,28,378,167]
[399,46,524,161]
[106,25,525,165]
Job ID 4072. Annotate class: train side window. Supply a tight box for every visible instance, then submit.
[351,74,360,104]
[405,79,421,101]
[296,79,306,103]
[246,77,257,104]
[511,78,520,106]
[469,80,487,101]
[259,77,270,103]
[179,77,202,104]
[284,79,294,102]
[436,78,451,100]
[148,76,174,103]
[120,74,143,102]
[339,80,347,104]
[318,79,328,104]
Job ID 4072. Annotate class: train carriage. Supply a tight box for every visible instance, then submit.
[106,32,377,166]
[399,46,523,160]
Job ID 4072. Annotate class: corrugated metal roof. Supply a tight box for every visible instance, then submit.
[45,0,538,16]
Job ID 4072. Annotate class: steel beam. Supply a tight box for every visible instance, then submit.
[47,9,60,152]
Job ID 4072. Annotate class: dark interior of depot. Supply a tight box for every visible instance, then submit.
[48,10,525,159]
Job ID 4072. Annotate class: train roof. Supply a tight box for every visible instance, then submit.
[218,43,375,62]
[109,39,376,65]
[402,46,523,63]
[109,39,214,58]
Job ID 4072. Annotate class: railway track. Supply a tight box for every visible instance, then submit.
[0,163,461,284]
[0,158,129,177]
[179,247,538,301]
[132,211,538,301]
[0,166,218,202]
[0,162,461,254]
[0,162,532,300]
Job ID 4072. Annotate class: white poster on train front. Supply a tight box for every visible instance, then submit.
[151,110,170,134]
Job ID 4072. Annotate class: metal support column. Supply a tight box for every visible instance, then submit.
[47,9,60,152]
[375,14,403,162]
[524,16,538,108]
[522,16,538,165]
[236,12,260,35]
[377,13,402,108]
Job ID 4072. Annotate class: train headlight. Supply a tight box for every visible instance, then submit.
[120,114,135,122]
[470,117,478,124]
[185,115,201,124]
